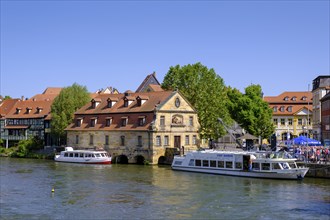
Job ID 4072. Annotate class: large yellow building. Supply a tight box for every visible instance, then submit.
[65,89,200,164]
[264,92,312,144]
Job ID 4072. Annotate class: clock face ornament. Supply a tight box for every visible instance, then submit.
[175,98,180,108]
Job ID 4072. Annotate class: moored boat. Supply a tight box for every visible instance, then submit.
[171,149,309,180]
[54,147,111,164]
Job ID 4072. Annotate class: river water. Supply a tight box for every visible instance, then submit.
[0,158,329,220]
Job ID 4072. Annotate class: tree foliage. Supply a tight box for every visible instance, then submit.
[226,84,274,139]
[51,83,90,142]
[162,63,232,139]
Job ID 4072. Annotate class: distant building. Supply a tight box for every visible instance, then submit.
[320,92,330,146]
[135,72,163,92]
[0,88,62,148]
[65,90,200,164]
[264,92,312,144]
[312,75,330,141]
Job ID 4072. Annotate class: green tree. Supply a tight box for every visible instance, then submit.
[227,84,274,139]
[51,83,90,144]
[162,63,232,139]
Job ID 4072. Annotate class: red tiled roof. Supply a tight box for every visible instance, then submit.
[264,91,312,103]
[0,99,21,116]
[5,99,54,119]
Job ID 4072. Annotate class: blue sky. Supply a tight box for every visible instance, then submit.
[1,1,329,99]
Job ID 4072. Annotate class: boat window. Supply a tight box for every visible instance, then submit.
[64,153,68,157]
[210,160,216,167]
[288,162,297,169]
[202,160,209,167]
[95,154,101,157]
[195,160,201,166]
[225,161,233,169]
[174,161,182,165]
[69,153,74,157]
[80,153,84,158]
[92,154,95,157]
[74,153,79,157]
[272,163,281,170]
[218,161,224,168]
[188,159,195,166]
[261,163,270,170]
[281,163,289,169]
[235,162,242,169]
[86,154,91,158]
[252,162,260,170]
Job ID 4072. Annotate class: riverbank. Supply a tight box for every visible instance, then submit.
[297,162,330,179]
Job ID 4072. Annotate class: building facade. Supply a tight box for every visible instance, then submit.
[264,92,312,145]
[320,92,330,146]
[312,75,330,141]
[65,90,200,164]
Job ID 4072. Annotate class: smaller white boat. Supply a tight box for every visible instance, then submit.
[54,147,111,164]
[172,149,309,180]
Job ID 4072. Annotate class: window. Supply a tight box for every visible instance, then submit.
[225,161,233,169]
[202,160,209,167]
[121,117,128,127]
[138,117,146,126]
[288,118,293,125]
[106,118,112,127]
[90,118,97,127]
[284,96,289,101]
[210,160,216,167]
[120,136,125,146]
[287,106,292,112]
[124,100,128,107]
[235,162,242,169]
[105,135,109,145]
[218,161,224,168]
[302,96,307,101]
[280,118,285,125]
[195,160,201,166]
[273,106,277,112]
[298,119,302,125]
[160,116,165,126]
[185,135,189,145]
[75,135,79,144]
[156,136,161,146]
[137,136,142,146]
[192,135,197,145]
[164,136,169,146]
[252,163,260,170]
[280,106,285,112]
[89,135,94,145]
[76,119,82,127]
[189,116,193,126]
[261,163,270,170]
[273,118,278,125]
[291,96,297,101]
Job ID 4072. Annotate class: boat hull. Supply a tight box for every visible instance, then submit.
[171,165,308,180]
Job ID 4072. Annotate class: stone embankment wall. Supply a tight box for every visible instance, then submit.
[297,162,330,179]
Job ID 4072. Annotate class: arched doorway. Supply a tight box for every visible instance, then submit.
[114,155,128,164]
[158,156,166,165]
[135,155,145,165]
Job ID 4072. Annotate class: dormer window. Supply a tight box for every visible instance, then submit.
[76,118,83,127]
[284,96,289,101]
[16,108,21,114]
[121,117,128,127]
[138,116,146,126]
[105,117,112,127]
[302,96,307,101]
[124,96,135,107]
[136,95,149,106]
[90,117,97,127]
[273,106,277,112]
[107,98,118,108]
[37,107,43,113]
[280,106,285,112]
[287,106,292,112]
[291,96,297,101]
[26,107,32,114]
[91,98,101,109]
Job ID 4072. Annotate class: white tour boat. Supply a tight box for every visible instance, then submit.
[54,147,111,164]
[171,149,309,180]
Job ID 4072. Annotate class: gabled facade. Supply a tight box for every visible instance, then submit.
[264,91,312,144]
[135,72,163,92]
[312,75,330,140]
[65,90,200,164]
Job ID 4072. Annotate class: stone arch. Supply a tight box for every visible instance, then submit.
[114,155,128,164]
[135,155,145,165]
[158,156,166,165]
